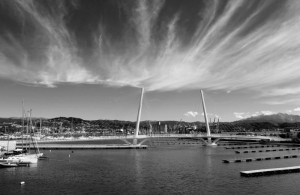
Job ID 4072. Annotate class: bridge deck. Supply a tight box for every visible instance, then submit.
[16,134,286,144]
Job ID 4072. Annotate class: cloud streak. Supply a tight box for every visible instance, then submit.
[1,0,300,102]
[184,111,198,118]
[233,110,294,119]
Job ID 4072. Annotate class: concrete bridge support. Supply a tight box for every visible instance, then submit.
[200,90,217,146]
[133,88,145,145]
[198,137,220,146]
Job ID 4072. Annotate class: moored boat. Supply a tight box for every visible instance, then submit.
[0,162,19,168]
[7,153,39,164]
[0,161,30,168]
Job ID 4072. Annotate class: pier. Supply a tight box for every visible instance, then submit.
[223,154,299,163]
[225,145,281,149]
[18,144,148,150]
[218,142,259,146]
[240,166,300,177]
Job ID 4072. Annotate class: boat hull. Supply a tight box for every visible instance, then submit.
[0,153,42,164]
[0,162,18,168]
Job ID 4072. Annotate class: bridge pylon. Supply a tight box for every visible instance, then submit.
[200,90,218,146]
[133,87,144,145]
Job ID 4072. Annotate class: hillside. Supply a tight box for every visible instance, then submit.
[2,113,300,133]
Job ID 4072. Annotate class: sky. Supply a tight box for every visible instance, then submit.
[1,0,300,122]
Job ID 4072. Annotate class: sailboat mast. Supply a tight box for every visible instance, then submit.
[22,100,24,150]
[26,111,29,135]
[29,109,32,134]
[6,126,9,152]
[149,121,152,135]
[28,109,38,154]
[217,118,220,133]
[29,109,32,153]
[71,118,73,133]
[40,118,42,135]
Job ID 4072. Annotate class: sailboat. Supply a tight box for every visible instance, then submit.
[16,108,44,163]
[0,104,43,165]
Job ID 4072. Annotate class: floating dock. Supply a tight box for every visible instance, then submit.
[18,144,148,150]
[151,141,203,145]
[223,154,299,163]
[240,166,300,177]
[235,148,299,154]
[226,145,280,149]
[218,142,259,146]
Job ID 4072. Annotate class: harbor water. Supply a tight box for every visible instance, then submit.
[1,144,300,194]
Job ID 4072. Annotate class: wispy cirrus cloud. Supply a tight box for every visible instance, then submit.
[0,0,96,86]
[262,96,300,105]
[1,0,300,105]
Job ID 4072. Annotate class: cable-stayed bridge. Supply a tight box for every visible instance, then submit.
[129,88,284,146]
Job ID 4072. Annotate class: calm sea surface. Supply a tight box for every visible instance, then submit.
[1,143,300,195]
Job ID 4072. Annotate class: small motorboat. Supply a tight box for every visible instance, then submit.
[0,162,19,168]
[38,156,49,160]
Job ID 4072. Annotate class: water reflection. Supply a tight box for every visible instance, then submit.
[29,163,38,168]
[204,147,213,175]
[132,150,143,189]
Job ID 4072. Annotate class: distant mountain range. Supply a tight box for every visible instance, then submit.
[237,113,300,125]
